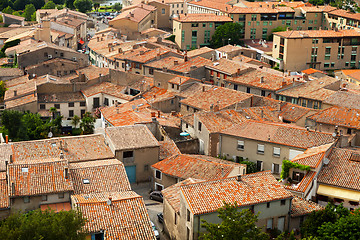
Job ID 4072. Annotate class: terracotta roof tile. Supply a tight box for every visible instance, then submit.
[291,196,323,217]
[274,29,360,39]
[328,8,360,22]
[126,48,170,63]
[70,159,131,194]
[173,13,232,22]
[110,7,152,24]
[72,191,155,240]
[8,159,74,197]
[82,82,134,101]
[221,120,334,149]
[0,172,9,209]
[144,56,184,69]
[279,102,312,122]
[76,66,109,81]
[159,136,181,160]
[152,154,244,180]
[169,56,212,73]
[323,91,360,110]
[318,148,360,191]
[106,125,159,150]
[291,143,333,168]
[142,86,176,103]
[187,47,214,58]
[302,68,326,75]
[206,58,253,75]
[181,171,293,215]
[38,92,85,103]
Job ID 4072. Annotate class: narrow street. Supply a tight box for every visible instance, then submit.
[132,182,170,240]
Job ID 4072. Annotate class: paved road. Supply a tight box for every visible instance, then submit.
[132,182,170,240]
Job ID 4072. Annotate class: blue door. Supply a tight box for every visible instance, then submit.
[125,165,136,183]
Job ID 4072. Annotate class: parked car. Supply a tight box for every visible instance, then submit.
[157,213,164,224]
[151,221,160,240]
[150,191,163,202]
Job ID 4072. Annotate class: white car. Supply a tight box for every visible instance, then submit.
[151,221,160,239]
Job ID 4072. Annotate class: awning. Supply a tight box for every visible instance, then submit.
[317,184,360,202]
[40,202,72,212]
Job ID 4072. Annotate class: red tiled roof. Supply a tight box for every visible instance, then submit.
[70,159,131,194]
[170,56,212,73]
[82,82,134,101]
[317,148,360,191]
[173,13,232,22]
[152,154,243,180]
[142,86,176,103]
[328,8,360,22]
[274,29,360,38]
[76,66,109,81]
[8,159,74,197]
[302,68,326,75]
[168,76,198,86]
[0,172,9,209]
[110,7,152,24]
[291,196,323,217]
[145,56,184,70]
[291,143,333,168]
[221,120,334,149]
[40,202,71,212]
[307,106,360,130]
[181,171,293,215]
[279,102,313,122]
[323,91,360,110]
[126,48,170,63]
[180,86,252,111]
[206,58,253,75]
[72,191,155,240]
[159,136,181,160]
[162,178,203,212]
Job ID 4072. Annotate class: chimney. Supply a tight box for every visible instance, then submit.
[97,36,99,42]
[140,50,145,55]
[116,108,120,114]
[174,60,179,65]
[202,85,205,92]
[11,182,15,195]
[260,76,264,83]
[14,90,17,97]
[5,135,8,144]
[237,68,241,75]
[210,104,214,111]
[171,111,176,116]
[10,155,13,163]
[157,110,161,118]
[184,52,188,62]
[221,167,224,177]
[151,112,156,118]
[64,167,69,179]
[118,48,122,54]
[213,104,220,112]
[236,175,241,181]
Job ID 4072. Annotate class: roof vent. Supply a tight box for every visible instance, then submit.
[236,175,241,181]
[107,197,112,206]
[83,179,90,184]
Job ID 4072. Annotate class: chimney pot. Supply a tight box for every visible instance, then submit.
[237,175,241,181]
[157,110,161,118]
[151,112,156,118]
[64,167,69,179]
[5,135,8,144]
[14,90,17,96]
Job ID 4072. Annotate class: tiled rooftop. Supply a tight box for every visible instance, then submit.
[81,82,134,101]
[284,171,316,193]
[187,47,214,58]
[328,8,360,22]
[173,13,232,23]
[0,68,23,77]
[274,29,360,38]
[323,91,360,110]
[76,66,109,81]
[291,143,333,168]
[205,58,253,75]
[0,172,9,209]
[144,56,184,70]
[318,148,360,191]
[221,120,334,149]
[159,136,181,160]
[142,86,176,103]
[152,154,243,180]
[279,102,313,122]
[162,178,203,212]
[106,125,159,151]
[72,191,155,240]
[291,196,323,217]
[181,171,293,215]
[216,45,244,53]
[38,92,85,103]
[70,159,131,194]
[307,106,360,130]
[110,7,152,23]
[5,94,37,109]
[8,159,74,197]
[168,76,198,86]
[169,56,212,73]
[180,86,252,111]
[125,48,170,63]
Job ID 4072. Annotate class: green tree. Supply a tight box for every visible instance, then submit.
[93,2,99,10]
[0,80,7,99]
[30,0,45,9]
[49,107,57,120]
[240,160,257,174]
[2,5,13,13]
[12,11,22,17]
[73,0,92,13]
[112,2,121,11]
[0,0,11,11]
[52,0,65,4]
[23,4,36,21]
[22,112,48,140]
[301,202,349,238]
[42,0,56,9]
[200,202,269,240]
[66,0,75,9]
[80,112,95,134]
[12,0,28,11]
[210,22,244,49]
[0,110,25,141]
[267,26,288,41]
[71,115,80,128]
[0,209,86,239]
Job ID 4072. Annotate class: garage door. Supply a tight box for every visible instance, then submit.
[125,165,136,183]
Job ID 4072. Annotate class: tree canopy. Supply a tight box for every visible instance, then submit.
[80,112,95,134]
[23,4,36,21]
[0,209,86,240]
[42,0,56,9]
[200,202,269,240]
[210,22,244,49]
[73,0,93,13]
[0,80,7,99]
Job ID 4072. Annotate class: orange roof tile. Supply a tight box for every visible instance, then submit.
[142,86,176,103]
[82,82,134,101]
[302,68,326,75]
[206,58,253,75]
[159,136,181,160]
[291,143,333,168]
[0,172,9,209]
[169,56,212,73]
[274,29,360,39]
[110,7,152,24]
[174,13,232,23]
[323,91,360,110]
[279,102,313,122]
[291,196,323,217]
[40,202,72,212]
[181,171,293,215]
[144,56,184,70]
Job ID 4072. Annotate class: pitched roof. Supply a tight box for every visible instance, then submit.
[173,13,232,23]
[317,148,360,191]
[162,178,203,212]
[152,154,243,180]
[169,56,212,73]
[81,82,134,101]
[274,29,360,39]
[0,68,23,77]
[291,196,324,217]
[11,134,114,164]
[216,44,244,53]
[76,66,109,81]
[142,86,176,103]
[8,159,74,197]
[181,171,293,215]
[125,48,170,64]
[168,76,198,86]
[291,143,333,168]
[144,56,184,70]
[72,191,155,239]
[307,106,360,130]
[38,92,85,103]
[194,110,245,133]
[180,86,252,111]
[279,102,313,122]
[323,91,360,110]
[69,159,131,194]
[328,8,360,22]
[0,172,9,209]
[159,136,181,160]
[221,120,334,149]
[110,7,152,24]
[105,125,159,150]
[205,58,253,75]
[187,47,214,58]
[302,68,326,75]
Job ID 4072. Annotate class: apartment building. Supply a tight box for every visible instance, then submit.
[273,29,360,71]
[173,14,232,50]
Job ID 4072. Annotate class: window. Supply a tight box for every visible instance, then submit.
[257,161,263,171]
[267,202,270,208]
[251,14,257,21]
[149,68,154,75]
[191,30,197,47]
[267,218,273,229]
[324,62,330,68]
[273,147,280,157]
[187,209,190,222]
[203,23,206,27]
[104,97,109,106]
[257,144,264,154]
[21,167,28,173]
[144,164,149,171]
[293,171,305,182]
[42,195,47,201]
[24,196,30,203]
[60,52,64,57]
[181,30,185,42]
[81,110,85,118]
[40,104,45,109]
[312,39,318,44]
[234,84,238,90]
[68,102,74,107]
[123,151,133,158]
[246,87,250,93]
[175,212,177,225]
[155,170,162,179]
[209,23,213,28]
[262,28,267,39]
[69,110,74,117]
[54,104,60,109]
[237,140,244,150]
[281,199,286,205]
[161,8,165,14]
[272,163,280,174]
[58,193,64,199]
[204,30,211,44]
[261,90,265,96]
[198,122,202,131]
[44,52,48,57]
[191,23,198,27]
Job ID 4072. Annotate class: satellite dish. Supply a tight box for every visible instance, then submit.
[48,132,53,138]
